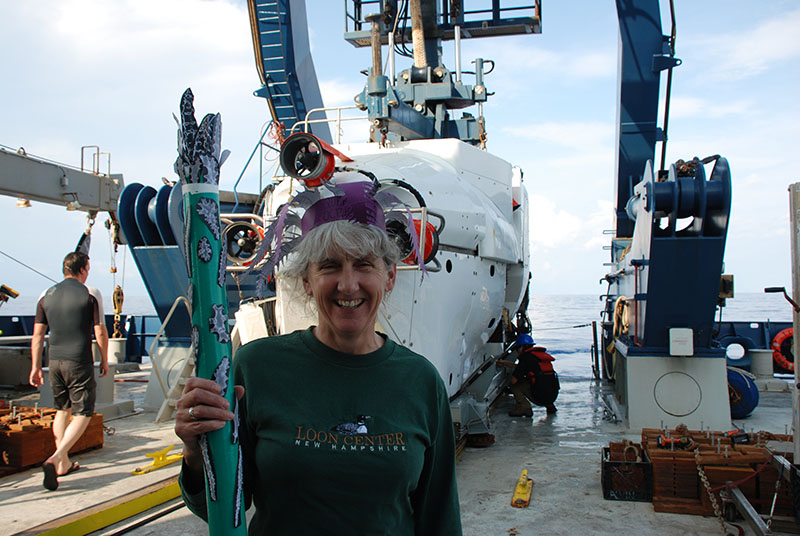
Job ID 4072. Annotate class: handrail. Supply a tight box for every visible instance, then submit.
[295,105,365,144]
[221,213,265,226]
[148,295,192,397]
[232,120,278,212]
[0,143,109,177]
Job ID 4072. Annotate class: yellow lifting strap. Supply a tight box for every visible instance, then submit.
[131,444,183,475]
[511,469,534,508]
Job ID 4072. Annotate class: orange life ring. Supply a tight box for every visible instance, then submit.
[771,328,794,373]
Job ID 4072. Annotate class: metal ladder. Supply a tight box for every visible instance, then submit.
[248,0,331,142]
[251,0,302,132]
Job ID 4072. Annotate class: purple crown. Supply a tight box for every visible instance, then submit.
[245,176,425,295]
[300,181,385,234]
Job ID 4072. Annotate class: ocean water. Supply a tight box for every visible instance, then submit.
[529,292,793,379]
[3,292,791,378]
[0,294,158,318]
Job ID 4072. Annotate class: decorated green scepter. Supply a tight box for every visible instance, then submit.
[174,88,246,534]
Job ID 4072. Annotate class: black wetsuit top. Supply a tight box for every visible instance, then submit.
[35,278,100,362]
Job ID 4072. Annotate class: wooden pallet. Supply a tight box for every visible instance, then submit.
[647,451,700,498]
[699,465,756,515]
[653,496,709,516]
[640,427,791,517]
[0,406,103,471]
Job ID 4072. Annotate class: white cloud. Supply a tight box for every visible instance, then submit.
[668,96,754,120]
[568,51,617,79]
[689,8,800,80]
[41,0,249,69]
[584,200,616,249]
[529,195,612,253]
[503,121,613,152]
[530,195,582,248]
[471,41,615,81]
[319,79,363,108]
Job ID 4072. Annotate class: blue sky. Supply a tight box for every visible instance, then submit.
[1,0,798,309]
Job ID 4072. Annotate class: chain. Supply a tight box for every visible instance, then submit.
[766,462,784,531]
[753,429,780,531]
[695,449,728,535]
[231,272,243,303]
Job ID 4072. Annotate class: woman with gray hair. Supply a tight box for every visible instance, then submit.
[175,180,462,534]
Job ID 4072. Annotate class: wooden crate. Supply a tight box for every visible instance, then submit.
[0,408,103,469]
[699,465,756,516]
[648,450,700,499]
[653,496,709,516]
[646,437,704,515]
[640,428,795,518]
[695,447,747,466]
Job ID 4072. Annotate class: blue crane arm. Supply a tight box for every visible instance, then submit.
[247,0,331,143]
[613,0,680,238]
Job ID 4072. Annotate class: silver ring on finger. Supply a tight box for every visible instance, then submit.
[189,406,198,421]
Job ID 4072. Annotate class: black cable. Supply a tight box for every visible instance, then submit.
[659,0,677,176]
[394,0,414,59]
[0,248,58,284]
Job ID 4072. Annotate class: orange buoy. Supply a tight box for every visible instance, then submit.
[771,328,794,373]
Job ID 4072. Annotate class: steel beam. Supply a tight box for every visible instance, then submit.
[0,148,123,213]
[726,484,771,536]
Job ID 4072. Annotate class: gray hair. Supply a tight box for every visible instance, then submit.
[281,220,402,280]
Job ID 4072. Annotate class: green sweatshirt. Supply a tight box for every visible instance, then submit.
[181,327,462,535]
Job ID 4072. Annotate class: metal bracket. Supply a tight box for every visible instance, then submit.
[652,54,682,72]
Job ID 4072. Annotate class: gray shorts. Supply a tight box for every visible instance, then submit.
[49,359,96,416]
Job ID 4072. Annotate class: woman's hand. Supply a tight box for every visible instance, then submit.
[175,377,244,468]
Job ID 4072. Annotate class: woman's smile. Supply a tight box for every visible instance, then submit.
[336,298,365,308]
[303,252,396,354]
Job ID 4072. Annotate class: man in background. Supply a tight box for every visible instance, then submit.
[498,334,560,417]
[30,251,109,491]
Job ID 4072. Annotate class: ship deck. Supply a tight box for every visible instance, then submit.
[0,366,795,535]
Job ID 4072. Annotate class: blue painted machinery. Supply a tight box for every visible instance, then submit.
[116,183,262,339]
[715,320,792,372]
[613,0,680,238]
[601,0,738,430]
[344,0,541,144]
[606,157,732,356]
